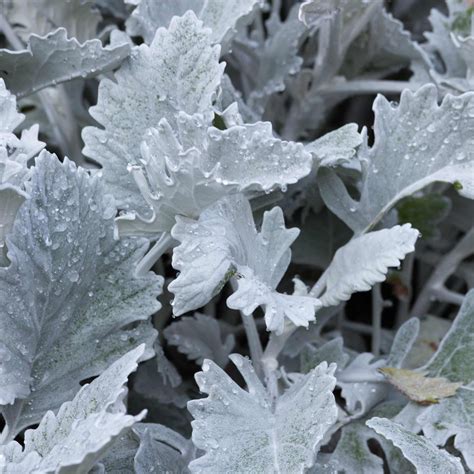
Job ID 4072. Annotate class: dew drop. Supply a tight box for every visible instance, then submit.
[67,270,80,282]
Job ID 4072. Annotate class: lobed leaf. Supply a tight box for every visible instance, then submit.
[126,0,262,51]
[164,313,235,368]
[169,194,321,334]
[0,346,146,473]
[134,423,195,474]
[82,11,224,214]
[320,86,474,233]
[116,114,311,235]
[0,28,130,98]
[0,153,162,438]
[188,356,337,473]
[3,0,101,43]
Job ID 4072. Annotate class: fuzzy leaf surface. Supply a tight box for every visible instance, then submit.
[188,356,337,473]
[424,289,474,383]
[3,0,101,42]
[416,291,474,469]
[319,224,419,306]
[116,115,311,235]
[337,319,419,415]
[320,86,474,232]
[169,194,320,334]
[0,153,161,437]
[164,313,234,368]
[305,123,362,168]
[367,417,464,474]
[0,346,145,473]
[0,80,44,255]
[127,0,262,50]
[0,28,130,98]
[134,423,195,474]
[82,11,224,213]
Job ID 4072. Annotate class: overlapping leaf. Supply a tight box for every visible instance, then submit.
[422,2,474,93]
[305,123,362,168]
[245,5,307,113]
[116,113,311,235]
[0,346,145,473]
[338,319,419,415]
[0,79,44,260]
[423,289,474,383]
[418,386,474,471]
[93,427,139,473]
[0,153,161,438]
[127,0,262,51]
[126,0,198,43]
[134,423,195,473]
[164,313,235,368]
[415,291,474,469]
[0,28,130,98]
[300,337,349,374]
[325,403,414,474]
[0,81,43,187]
[169,194,320,334]
[87,10,315,241]
[188,355,337,473]
[367,417,464,474]
[289,0,423,138]
[3,0,102,42]
[379,368,462,405]
[320,86,474,233]
[82,12,225,214]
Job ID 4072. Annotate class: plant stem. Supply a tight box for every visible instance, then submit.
[38,86,83,163]
[395,252,415,327]
[342,320,374,335]
[262,326,294,363]
[0,13,23,50]
[341,1,379,52]
[309,268,329,298]
[261,325,293,401]
[337,371,386,384]
[318,79,417,96]
[0,400,22,443]
[135,233,173,277]
[432,286,465,306]
[0,425,9,444]
[410,226,474,317]
[230,279,264,378]
[242,313,264,369]
[262,269,329,365]
[259,270,331,398]
[371,284,383,356]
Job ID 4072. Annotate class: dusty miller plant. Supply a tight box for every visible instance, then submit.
[0,0,473,472]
